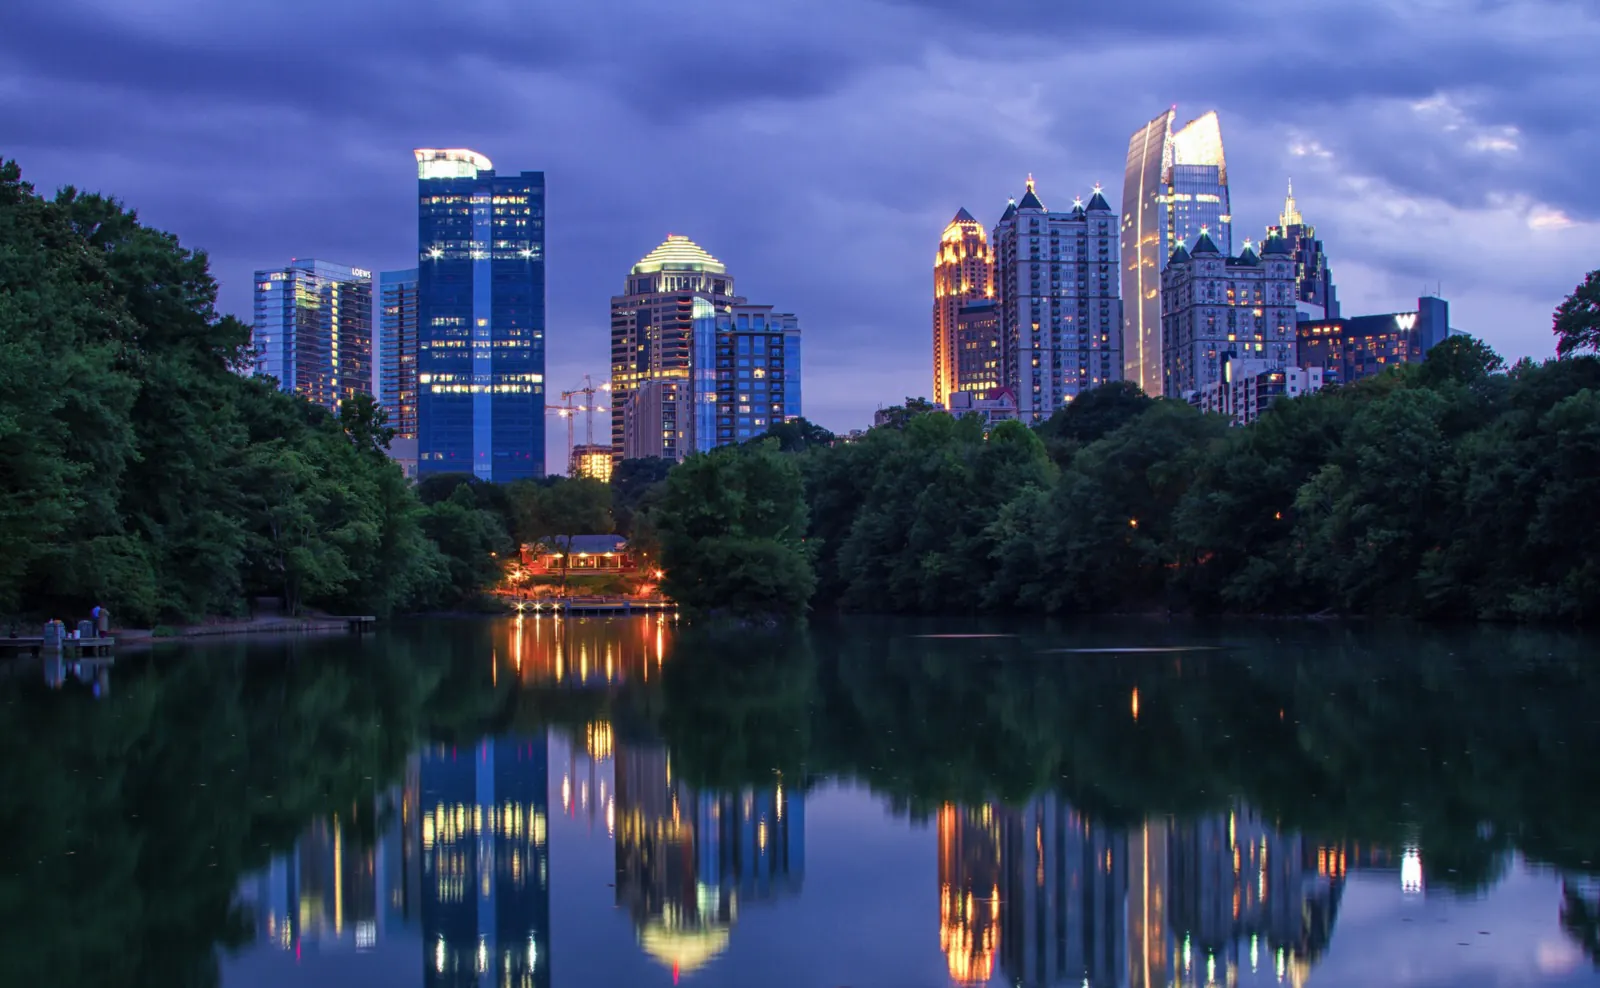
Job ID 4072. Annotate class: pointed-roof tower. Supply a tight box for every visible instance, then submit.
[1191,227,1221,255]
[1017,175,1046,211]
[999,197,1017,223]
[1085,183,1113,212]
[1280,179,1304,229]
[952,207,977,224]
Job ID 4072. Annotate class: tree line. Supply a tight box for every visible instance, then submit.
[651,270,1600,623]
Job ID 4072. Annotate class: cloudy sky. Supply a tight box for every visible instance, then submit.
[5,0,1596,466]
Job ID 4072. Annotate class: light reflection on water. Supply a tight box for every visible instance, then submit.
[194,617,1600,986]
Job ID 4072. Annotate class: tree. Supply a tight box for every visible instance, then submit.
[1035,380,1155,464]
[1555,269,1600,357]
[759,417,836,453]
[654,441,813,618]
[511,478,613,590]
[872,397,939,430]
[610,456,674,536]
[338,392,395,455]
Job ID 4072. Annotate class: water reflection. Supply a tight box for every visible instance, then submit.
[183,618,1600,985]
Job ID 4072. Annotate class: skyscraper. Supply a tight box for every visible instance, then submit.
[955,300,1002,393]
[414,148,545,481]
[252,259,373,412]
[378,268,420,439]
[1268,180,1340,320]
[1120,108,1233,397]
[689,302,802,452]
[610,235,740,461]
[378,268,420,477]
[992,177,1122,422]
[933,209,994,404]
[1160,230,1298,398]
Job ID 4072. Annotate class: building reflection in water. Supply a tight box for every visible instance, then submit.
[937,798,1366,987]
[419,738,551,988]
[613,741,804,981]
[238,760,421,956]
[237,739,551,988]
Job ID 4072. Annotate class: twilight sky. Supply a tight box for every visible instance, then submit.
[5,0,1597,468]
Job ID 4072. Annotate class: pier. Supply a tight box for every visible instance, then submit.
[518,596,676,616]
[0,635,115,658]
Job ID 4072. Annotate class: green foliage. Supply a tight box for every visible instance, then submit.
[655,441,814,618]
[1554,268,1600,357]
[0,159,496,622]
[756,416,836,453]
[610,456,674,536]
[777,349,1600,622]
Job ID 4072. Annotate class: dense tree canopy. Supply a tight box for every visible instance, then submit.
[649,282,1600,622]
[0,160,509,623]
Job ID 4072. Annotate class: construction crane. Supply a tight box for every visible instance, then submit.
[545,375,612,477]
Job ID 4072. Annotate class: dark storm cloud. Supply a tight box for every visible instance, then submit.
[2,0,1596,448]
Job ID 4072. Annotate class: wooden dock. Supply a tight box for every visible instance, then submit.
[0,636,115,658]
[518,597,676,616]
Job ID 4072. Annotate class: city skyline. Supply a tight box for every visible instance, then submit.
[7,0,1595,465]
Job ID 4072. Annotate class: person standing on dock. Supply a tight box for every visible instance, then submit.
[93,606,110,636]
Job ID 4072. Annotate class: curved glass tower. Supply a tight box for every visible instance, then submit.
[1119,109,1232,397]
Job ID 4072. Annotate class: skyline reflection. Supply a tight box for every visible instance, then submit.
[216,618,1600,987]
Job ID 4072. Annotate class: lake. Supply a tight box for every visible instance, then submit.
[3,614,1599,987]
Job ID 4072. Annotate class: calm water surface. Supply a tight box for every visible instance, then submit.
[4,616,1600,988]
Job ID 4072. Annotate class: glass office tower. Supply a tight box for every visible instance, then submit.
[252,259,373,412]
[378,268,420,439]
[415,149,545,480]
[1120,108,1232,397]
[690,302,803,453]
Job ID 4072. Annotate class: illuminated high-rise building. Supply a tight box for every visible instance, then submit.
[933,209,995,404]
[1267,180,1340,321]
[378,268,420,439]
[252,259,373,412]
[378,268,420,478]
[954,300,1002,393]
[414,148,545,480]
[569,444,614,482]
[993,177,1123,422]
[1120,108,1233,397]
[1161,230,1298,399]
[610,235,741,461]
[689,302,803,452]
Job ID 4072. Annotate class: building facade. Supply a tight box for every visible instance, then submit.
[1269,180,1339,320]
[992,178,1122,423]
[1297,296,1451,385]
[610,236,741,460]
[252,259,373,413]
[945,386,1018,428]
[1192,357,1326,426]
[414,148,546,481]
[1120,108,1233,397]
[1161,231,1298,399]
[377,268,419,478]
[378,268,420,438]
[569,444,613,482]
[621,379,684,461]
[954,300,1002,393]
[933,208,995,404]
[690,302,802,452]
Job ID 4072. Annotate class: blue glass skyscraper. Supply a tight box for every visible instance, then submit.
[414,149,545,480]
